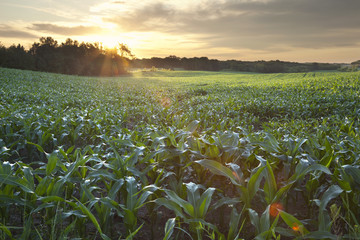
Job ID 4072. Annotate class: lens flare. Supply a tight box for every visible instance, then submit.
[232,171,242,182]
[160,97,171,108]
[269,202,284,217]
[292,223,300,232]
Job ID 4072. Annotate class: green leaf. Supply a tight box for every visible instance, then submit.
[99,197,124,215]
[46,152,58,176]
[108,179,124,200]
[26,141,45,153]
[124,208,137,232]
[74,198,110,240]
[319,185,343,213]
[185,182,201,210]
[211,197,240,210]
[135,191,153,210]
[60,220,76,239]
[248,208,260,234]
[320,152,334,168]
[259,206,270,233]
[294,164,331,181]
[165,189,194,217]
[275,227,296,237]
[126,176,138,211]
[155,198,186,219]
[255,213,280,240]
[20,216,32,240]
[50,178,67,196]
[227,207,244,240]
[186,120,200,133]
[264,162,277,204]
[291,138,307,156]
[125,223,143,240]
[255,133,280,153]
[86,169,116,181]
[0,161,12,175]
[279,210,309,235]
[0,223,13,239]
[197,187,215,218]
[304,231,337,239]
[0,174,34,193]
[248,166,265,199]
[0,195,29,207]
[226,163,244,184]
[163,218,176,240]
[274,163,331,203]
[317,185,343,231]
[22,167,35,191]
[273,182,294,203]
[343,165,360,185]
[195,159,239,185]
[61,210,86,219]
[38,196,66,203]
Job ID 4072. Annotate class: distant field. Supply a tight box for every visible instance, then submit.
[1,67,360,239]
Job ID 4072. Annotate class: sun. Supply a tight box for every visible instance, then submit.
[101,37,119,49]
[82,34,138,51]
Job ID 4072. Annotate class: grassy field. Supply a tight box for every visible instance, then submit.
[1,67,360,239]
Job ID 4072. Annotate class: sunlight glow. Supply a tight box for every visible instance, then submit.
[101,37,120,49]
[76,33,139,52]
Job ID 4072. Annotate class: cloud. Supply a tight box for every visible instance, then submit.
[1,2,86,21]
[102,0,360,50]
[1,0,358,61]
[103,2,176,31]
[29,23,103,36]
[0,25,38,38]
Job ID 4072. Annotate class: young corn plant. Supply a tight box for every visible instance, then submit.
[0,160,35,238]
[336,164,360,238]
[217,207,245,240]
[155,182,217,240]
[195,159,264,208]
[121,176,154,237]
[79,177,124,236]
[248,205,280,240]
[310,185,343,239]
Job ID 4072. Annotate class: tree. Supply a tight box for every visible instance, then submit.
[118,43,134,59]
[0,44,34,70]
[39,36,58,47]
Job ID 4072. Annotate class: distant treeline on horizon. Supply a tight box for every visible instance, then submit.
[0,37,348,76]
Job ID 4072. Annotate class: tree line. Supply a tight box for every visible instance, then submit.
[0,37,131,76]
[132,56,340,73]
[0,36,342,75]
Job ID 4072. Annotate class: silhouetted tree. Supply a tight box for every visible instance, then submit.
[0,37,342,74]
[118,43,134,59]
[0,43,34,70]
[24,37,130,76]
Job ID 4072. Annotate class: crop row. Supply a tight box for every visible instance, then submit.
[1,68,360,239]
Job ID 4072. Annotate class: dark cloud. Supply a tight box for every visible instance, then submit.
[0,25,37,38]
[29,23,103,35]
[105,0,360,50]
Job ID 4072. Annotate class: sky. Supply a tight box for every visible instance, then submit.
[0,0,359,63]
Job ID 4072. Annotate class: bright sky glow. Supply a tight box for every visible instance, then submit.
[1,0,359,62]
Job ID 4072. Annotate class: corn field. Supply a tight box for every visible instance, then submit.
[1,67,360,239]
